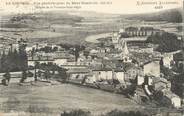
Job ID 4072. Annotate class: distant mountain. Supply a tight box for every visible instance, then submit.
[124,8,183,23]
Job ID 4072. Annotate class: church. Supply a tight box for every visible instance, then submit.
[112,28,132,63]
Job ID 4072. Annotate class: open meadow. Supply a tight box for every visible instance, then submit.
[0,83,140,115]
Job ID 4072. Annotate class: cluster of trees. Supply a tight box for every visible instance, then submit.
[146,32,182,52]
[160,66,175,81]
[35,62,68,82]
[106,109,149,116]
[59,43,86,61]
[61,109,90,116]
[32,46,59,53]
[0,49,28,72]
[60,109,149,116]
[171,73,184,98]
[59,43,85,51]
[120,33,130,38]
[125,27,138,31]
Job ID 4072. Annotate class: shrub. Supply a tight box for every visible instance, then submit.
[105,109,148,116]
[61,109,91,116]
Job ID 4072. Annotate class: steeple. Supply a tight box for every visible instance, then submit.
[119,39,131,62]
[121,40,129,56]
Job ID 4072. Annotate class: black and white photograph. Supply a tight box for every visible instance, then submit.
[0,0,183,115]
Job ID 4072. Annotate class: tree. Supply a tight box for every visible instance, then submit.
[146,32,181,52]
[18,39,28,71]
[52,47,58,52]
[13,49,19,68]
[31,47,35,59]
[20,70,27,83]
[44,46,52,53]
[44,69,51,80]
[83,51,89,59]
[3,71,11,85]
[159,57,164,66]
[160,66,174,80]
[1,79,7,86]
[0,44,28,73]
[74,47,80,62]
[19,50,28,70]
[106,109,148,116]
[34,62,40,81]
[171,73,184,97]
[60,109,91,116]
[0,51,6,72]
[58,67,67,82]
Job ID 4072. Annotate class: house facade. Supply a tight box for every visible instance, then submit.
[124,65,143,81]
[143,60,160,77]
[162,53,174,69]
[67,68,90,83]
[92,69,113,81]
[54,58,68,66]
[114,70,125,84]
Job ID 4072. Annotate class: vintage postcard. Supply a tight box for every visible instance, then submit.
[0,0,183,116]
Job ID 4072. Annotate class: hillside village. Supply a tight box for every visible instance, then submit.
[0,25,184,114]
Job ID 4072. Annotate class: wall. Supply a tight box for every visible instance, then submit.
[93,70,113,81]
[125,68,141,80]
[171,97,181,108]
[99,71,113,80]
[54,59,67,66]
[137,76,144,85]
[115,71,125,83]
[28,61,35,66]
[163,55,173,69]
[144,61,160,77]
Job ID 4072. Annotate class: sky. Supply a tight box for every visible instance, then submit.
[0,0,183,15]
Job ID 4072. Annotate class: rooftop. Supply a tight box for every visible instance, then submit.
[153,77,168,84]
[122,63,140,72]
[67,68,90,74]
[142,59,160,66]
[28,56,54,61]
[164,90,180,99]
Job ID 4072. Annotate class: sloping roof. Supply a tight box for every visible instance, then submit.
[92,67,112,71]
[164,90,180,99]
[67,68,90,74]
[153,77,168,84]
[90,49,98,54]
[28,56,54,61]
[101,60,138,72]
[114,68,125,72]
[122,63,140,72]
[101,59,124,68]
[54,54,73,59]
[142,59,160,66]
